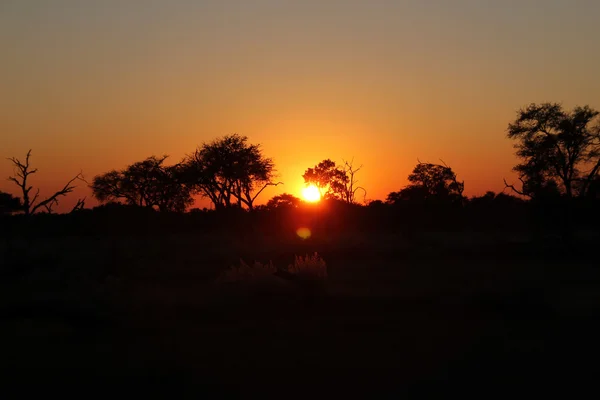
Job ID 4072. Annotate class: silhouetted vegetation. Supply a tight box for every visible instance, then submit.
[303,158,366,203]
[91,155,193,212]
[505,103,600,199]
[2,103,600,392]
[0,191,21,214]
[6,150,85,215]
[181,134,280,210]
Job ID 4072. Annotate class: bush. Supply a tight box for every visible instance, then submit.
[215,259,277,284]
[287,253,328,281]
[213,253,328,297]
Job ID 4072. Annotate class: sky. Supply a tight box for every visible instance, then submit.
[1,0,599,211]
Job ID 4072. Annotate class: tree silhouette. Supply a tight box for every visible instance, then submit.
[388,161,464,205]
[302,158,366,203]
[0,191,22,215]
[6,150,85,215]
[505,103,600,199]
[182,134,280,210]
[386,186,428,204]
[91,155,193,212]
[302,159,341,198]
[266,193,302,210]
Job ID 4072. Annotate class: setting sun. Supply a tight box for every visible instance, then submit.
[302,185,321,202]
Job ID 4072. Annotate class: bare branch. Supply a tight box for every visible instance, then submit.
[250,181,284,203]
[503,178,529,197]
[31,172,85,214]
[42,200,57,214]
[71,197,86,213]
[353,185,368,204]
[30,188,40,207]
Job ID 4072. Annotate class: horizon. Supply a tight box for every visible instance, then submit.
[2,0,599,212]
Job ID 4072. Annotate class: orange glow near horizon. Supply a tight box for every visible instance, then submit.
[302,185,321,203]
[1,2,599,213]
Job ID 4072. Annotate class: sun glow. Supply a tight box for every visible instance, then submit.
[302,185,321,202]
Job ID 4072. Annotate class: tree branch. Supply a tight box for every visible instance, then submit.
[30,172,85,214]
[503,177,529,197]
[250,181,283,203]
[71,197,86,213]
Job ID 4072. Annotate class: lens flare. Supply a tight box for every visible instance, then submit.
[296,227,312,239]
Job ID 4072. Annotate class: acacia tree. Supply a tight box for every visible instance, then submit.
[181,134,281,210]
[387,161,464,205]
[302,158,366,203]
[7,150,85,215]
[91,155,193,212]
[504,103,600,199]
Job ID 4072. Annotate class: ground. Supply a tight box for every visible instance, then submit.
[1,231,599,394]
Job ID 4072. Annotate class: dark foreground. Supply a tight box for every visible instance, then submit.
[2,231,599,395]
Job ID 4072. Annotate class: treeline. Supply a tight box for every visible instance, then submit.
[1,102,600,237]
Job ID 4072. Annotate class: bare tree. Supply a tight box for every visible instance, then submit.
[340,158,367,204]
[7,149,85,215]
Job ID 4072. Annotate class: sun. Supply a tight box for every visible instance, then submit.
[302,185,321,202]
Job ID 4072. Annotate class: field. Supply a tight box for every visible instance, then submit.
[2,230,600,394]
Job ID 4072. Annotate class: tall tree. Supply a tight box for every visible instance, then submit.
[181,134,280,210]
[303,159,342,198]
[91,155,193,212]
[505,103,600,199]
[302,158,366,203]
[7,150,85,215]
[387,161,464,204]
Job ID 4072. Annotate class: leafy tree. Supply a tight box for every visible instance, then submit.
[91,155,193,212]
[0,191,22,214]
[386,186,428,204]
[266,193,302,210]
[302,159,342,198]
[6,149,85,215]
[302,158,366,203]
[505,103,600,199]
[182,134,280,210]
[388,161,464,205]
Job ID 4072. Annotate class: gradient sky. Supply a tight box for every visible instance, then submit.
[1,0,599,211]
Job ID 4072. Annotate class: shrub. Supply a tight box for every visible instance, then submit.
[215,259,277,284]
[287,252,328,280]
[214,253,328,288]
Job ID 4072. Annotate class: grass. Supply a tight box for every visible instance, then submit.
[1,230,600,392]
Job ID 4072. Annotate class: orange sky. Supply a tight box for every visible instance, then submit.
[1,1,599,212]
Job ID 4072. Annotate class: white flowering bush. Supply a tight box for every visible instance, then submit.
[287,252,328,281]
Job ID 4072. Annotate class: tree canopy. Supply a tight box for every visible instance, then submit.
[265,193,302,210]
[387,161,464,205]
[506,103,600,199]
[302,158,365,204]
[181,134,280,210]
[91,155,193,212]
